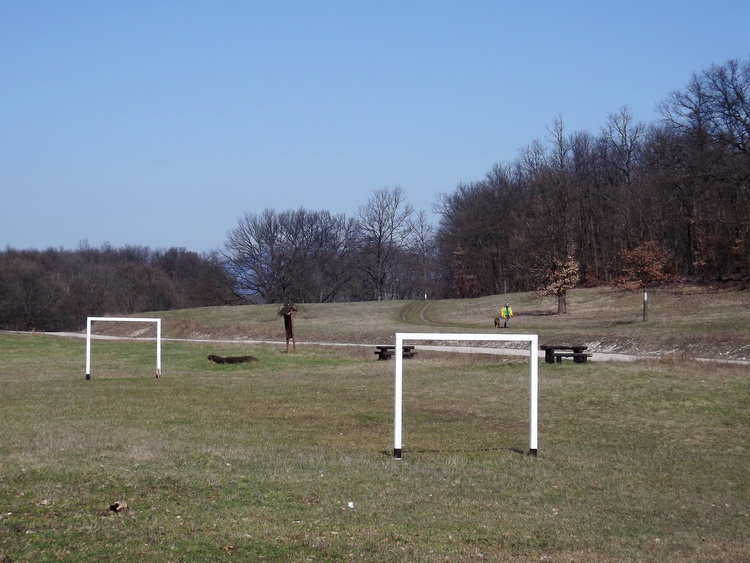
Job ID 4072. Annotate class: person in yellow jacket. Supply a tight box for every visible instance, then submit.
[500,302,513,328]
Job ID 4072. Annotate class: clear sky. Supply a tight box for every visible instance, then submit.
[2,1,749,253]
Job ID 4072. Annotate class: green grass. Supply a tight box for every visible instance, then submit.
[1,320,749,561]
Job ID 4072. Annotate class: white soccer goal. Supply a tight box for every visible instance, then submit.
[393,332,539,459]
[85,317,162,380]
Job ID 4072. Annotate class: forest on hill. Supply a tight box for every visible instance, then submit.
[0,246,236,331]
[1,57,748,331]
[438,57,750,299]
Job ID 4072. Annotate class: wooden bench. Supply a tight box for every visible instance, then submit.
[539,345,592,364]
[551,352,592,363]
[375,345,417,360]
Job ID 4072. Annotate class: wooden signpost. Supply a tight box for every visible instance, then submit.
[278,304,297,352]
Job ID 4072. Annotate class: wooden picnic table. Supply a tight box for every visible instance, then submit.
[375,345,417,360]
[539,345,592,364]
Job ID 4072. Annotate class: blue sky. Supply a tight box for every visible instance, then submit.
[2,1,749,253]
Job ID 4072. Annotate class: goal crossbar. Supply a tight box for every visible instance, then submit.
[85,317,162,380]
[393,332,539,459]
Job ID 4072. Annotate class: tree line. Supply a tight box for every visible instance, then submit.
[2,57,747,330]
[225,57,749,309]
[222,186,437,304]
[436,57,749,309]
[0,186,433,331]
[0,245,236,331]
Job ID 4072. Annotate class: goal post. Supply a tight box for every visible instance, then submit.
[85,317,162,380]
[393,332,539,459]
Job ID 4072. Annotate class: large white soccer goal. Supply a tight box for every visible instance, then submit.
[393,332,539,459]
[85,317,162,380]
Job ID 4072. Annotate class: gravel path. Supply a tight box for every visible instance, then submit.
[38,331,750,365]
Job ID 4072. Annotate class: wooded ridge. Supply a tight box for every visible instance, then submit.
[2,57,748,330]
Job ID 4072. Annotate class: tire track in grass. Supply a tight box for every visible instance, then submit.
[399,300,453,327]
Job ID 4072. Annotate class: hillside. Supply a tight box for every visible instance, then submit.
[3,286,748,561]
[127,286,750,361]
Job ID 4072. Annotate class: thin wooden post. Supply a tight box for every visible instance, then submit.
[279,304,297,353]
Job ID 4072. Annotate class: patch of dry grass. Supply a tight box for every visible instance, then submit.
[1,332,748,561]
[140,285,750,361]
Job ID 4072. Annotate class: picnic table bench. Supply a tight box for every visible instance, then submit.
[539,345,592,364]
[375,345,417,360]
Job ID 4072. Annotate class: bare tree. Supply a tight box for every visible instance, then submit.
[659,57,750,277]
[224,209,283,302]
[224,208,359,303]
[308,212,361,302]
[406,209,437,299]
[356,186,414,300]
[661,57,750,156]
[602,106,645,186]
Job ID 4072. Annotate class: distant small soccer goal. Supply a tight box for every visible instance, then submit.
[393,332,539,459]
[85,317,162,380]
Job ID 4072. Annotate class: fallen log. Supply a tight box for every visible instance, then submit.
[207,354,259,364]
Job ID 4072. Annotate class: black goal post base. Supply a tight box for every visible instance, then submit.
[393,448,537,459]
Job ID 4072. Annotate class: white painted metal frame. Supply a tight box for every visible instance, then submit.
[393,332,539,459]
[85,317,162,379]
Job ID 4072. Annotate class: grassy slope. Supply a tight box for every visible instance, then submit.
[150,285,750,360]
[1,286,748,561]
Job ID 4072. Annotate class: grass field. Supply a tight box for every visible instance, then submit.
[1,287,749,561]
